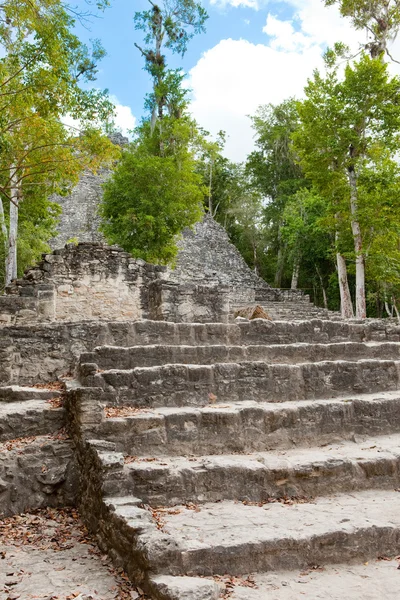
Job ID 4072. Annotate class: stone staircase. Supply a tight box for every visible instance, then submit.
[0,383,77,516]
[65,318,400,599]
[258,300,338,321]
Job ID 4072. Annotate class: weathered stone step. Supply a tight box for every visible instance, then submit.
[133,489,400,576]
[101,434,400,506]
[204,559,400,599]
[149,575,220,600]
[95,391,400,456]
[81,359,400,408]
[79,341,400,371]
[259,303,331,317]
[4,319,400,388]
[0,385,62,403]
[0,400,64,442]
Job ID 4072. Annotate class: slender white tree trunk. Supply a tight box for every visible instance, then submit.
[336,252,354,318]
[252,240,258,276]
[335,216,354,318]
[348,167,366,318]
[291,254,301,290]
[315,265,328,309]
[208,159,213,215]
[5,166,18,286]
[0,196,8,253]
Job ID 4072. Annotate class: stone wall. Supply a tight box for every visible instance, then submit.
[49,132,128,249]
[0,437,78,517]
[0,240,246,326]
[148,280,231,323]
[50,170,109,248]
[2,318,400,386]
[0,243,165,326]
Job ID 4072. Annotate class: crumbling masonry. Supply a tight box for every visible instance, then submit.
[1,219,400,599]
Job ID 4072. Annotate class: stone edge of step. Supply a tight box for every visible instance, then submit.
[149,575,221,600]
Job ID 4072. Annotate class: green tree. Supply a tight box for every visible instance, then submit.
[134,0,207,135]
[100,142,204,264]
[325,0,400,59]
[100,0,207,263]
[246,99,308,288]
[294,51,400,317]
[281,188,334,301]
[0,0,118,286]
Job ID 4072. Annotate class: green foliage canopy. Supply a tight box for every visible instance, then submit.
[101,144,204,264]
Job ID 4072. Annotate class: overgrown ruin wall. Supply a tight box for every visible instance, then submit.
[49,131,128,249]
[0,244,165,326]
[0,241,233,327]
[50,170,109,248]
[0,216,311,328]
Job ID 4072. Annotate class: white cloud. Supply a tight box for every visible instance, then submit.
[62,97,136,139]
[109,96,136,137]
[263,14,312,52]
[189,38,323,161]
[287,0,363,49]
[210,0,260,10]
[187,0,376,161]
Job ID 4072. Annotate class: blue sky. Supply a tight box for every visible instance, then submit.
[72,0,369,160]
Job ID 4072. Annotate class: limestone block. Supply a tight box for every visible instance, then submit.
[234,305,272,320]
[57,284,73,295]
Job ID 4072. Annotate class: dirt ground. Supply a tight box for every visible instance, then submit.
[0,508,148,600]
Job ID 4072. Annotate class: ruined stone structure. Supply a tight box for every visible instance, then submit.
[2,232,400,598]
[2,315,400,597]
[49,131,128,248]
[1,215,335,328]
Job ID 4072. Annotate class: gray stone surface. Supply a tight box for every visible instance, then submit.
[50,169,110,248]
[218,560,400,599]
[95,392,400,457]
[3,318,400,385]
[50,132,128,249]
[104,433,400,505]
[1,243,165,325]
[3,277,400,600]
[0,399,65,441]
[145,489,400,575]
[81,340,400,370]
[0,507,144,600]
[166,215,271,300]
[63,314,400,599]
[0,385,61,402]
[84,359,400,408]
[150,575,220,600]
[0,436,77,517]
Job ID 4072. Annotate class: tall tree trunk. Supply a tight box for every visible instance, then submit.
[315,265,328,310]
[5,167,18,286]
[348,165,366,318]
[393,299,400,323]
[0,196,8,253]
[208,159,213,214]
[335,215,354,318]
[252,239,258,276]
[336,251,354,318]
[291,254,301,290]
[274,225,285,287]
